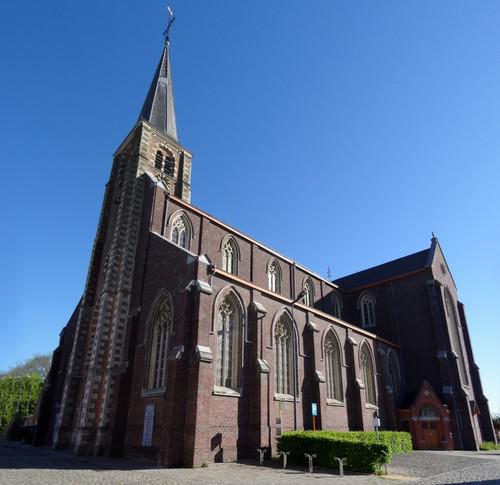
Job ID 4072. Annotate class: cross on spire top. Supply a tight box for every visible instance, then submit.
[164,6,176,44]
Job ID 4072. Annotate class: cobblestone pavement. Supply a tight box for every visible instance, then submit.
[1,441,499,484]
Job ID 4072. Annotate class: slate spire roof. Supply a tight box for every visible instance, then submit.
[139,35,178,141]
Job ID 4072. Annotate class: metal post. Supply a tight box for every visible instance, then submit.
[291,301,297,431]
[304,453,316,473]
[334,457,347,476]
[257,448,266,465]
[280,451,290,468]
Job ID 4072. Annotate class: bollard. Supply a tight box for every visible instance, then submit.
[279,451,290,469]
[304,453,317,473]
[257,448,266,465]
[334,457,347,477]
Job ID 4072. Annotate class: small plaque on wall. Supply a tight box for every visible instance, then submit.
[142,404,155,447]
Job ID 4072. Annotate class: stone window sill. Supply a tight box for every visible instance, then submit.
[141,388,165,398]
[365,403,378,410]
[274,393,299,402]
[326,398,344,407]
[213,386,241,398]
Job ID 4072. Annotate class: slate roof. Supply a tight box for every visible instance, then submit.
[139,40,178,141]
[333,248,431,290]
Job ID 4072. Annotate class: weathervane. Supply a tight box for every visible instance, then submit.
[164,6,176,44]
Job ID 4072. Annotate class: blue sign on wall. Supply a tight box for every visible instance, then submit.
[311,402,318,416]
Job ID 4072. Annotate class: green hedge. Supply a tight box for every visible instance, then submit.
[277,431,390,473]
[315,431,413,456]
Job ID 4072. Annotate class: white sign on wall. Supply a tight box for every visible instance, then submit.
[142,403,155,447]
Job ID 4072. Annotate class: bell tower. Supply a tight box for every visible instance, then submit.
[136,9,192,202]
[52,9,192,455]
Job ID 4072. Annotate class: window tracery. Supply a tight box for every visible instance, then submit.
[146,296,173,390]
[222,238,238,274]
[360,343,376,405]
[268,260,282,293]
[325,331,343,402]
[360,293,376,328]
[275,314,294,396]
[215,294,242,391]
[171,215,190,249]
[303,278,314,307]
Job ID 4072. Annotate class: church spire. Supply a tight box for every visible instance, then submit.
[139,7,178,141]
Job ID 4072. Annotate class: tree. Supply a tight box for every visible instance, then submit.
[0,374,43,432]
[0,354,51,379]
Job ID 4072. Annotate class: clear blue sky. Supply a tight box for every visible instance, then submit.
[1,1,499,413]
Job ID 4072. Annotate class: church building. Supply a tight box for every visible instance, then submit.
[34,16,496,466]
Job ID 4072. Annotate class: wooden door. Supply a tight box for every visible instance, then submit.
[422,421,440,449]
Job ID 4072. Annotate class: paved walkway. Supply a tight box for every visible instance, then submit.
[1,441,499,484]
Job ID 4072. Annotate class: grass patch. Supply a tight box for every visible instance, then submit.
[479,441,500,451]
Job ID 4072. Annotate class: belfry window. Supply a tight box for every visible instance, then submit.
[360,343,376,405]
[146,295,173,390]
[303,278,314,307]
[163,153,175,176]
[215,293,242,392]
[360,293,376,328]
[155,150,163,170]
[325,330,343,402]
[268,259,282,293]
[154,149,174,176]
[171,214,191,249]
[222,238,238,275]
[275,313,295,396]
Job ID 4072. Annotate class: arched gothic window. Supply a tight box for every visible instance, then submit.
[444,288,469,385]
[332,293,342,319]
[275,314,294,396]
[360,343,376,405]
[324,330,343,402]
[360,293,376,328]
[171,214,191,249]
[303,278,314,307]
[146,296,173,390]
[222,238,238,275]
[268,259,282,293]
[387,350,401,404]
[215,293,243,392]
[155,150,163,170]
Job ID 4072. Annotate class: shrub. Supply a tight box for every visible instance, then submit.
[277,431,390,473]
[480,441,500,451]
[316,431,413,456]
